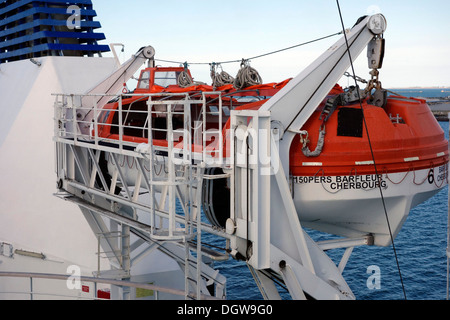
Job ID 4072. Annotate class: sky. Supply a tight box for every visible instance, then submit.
[92,0,450,88]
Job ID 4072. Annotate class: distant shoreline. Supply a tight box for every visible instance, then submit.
[384,87,450,120]
[389,87,450,90]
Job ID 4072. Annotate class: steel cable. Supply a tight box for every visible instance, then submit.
[155,31,343,67]
[336,0,407,300]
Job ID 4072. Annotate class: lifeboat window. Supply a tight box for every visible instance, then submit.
[337,108,363,138]
[222,106,230,116]
[123,100,149,137]
[110,100,149,138]
[138,71,150,89]
[154,71,179,88]
[98,110,111,124]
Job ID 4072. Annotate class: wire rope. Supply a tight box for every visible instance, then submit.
[336,0,407,300]
[154,31,343,67]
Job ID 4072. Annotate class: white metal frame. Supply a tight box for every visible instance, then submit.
[54,91,229,300]
[0,271,221,300]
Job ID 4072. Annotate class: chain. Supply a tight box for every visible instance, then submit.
[365,68,383,93]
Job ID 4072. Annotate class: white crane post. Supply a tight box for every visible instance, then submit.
[77,46,156,135]
[259,14,387,175]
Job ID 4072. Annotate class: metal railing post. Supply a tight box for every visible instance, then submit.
[94,96,99,146]
[119,95,123,152]
[30,277,33,300]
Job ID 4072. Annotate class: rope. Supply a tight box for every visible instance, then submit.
[177,69,207,88]
[301,126,326,158]
[336,0,407,300]
[154,31,343,67]
[211,71,235,87]
[233,60,263,90]
[177,70,194,88]
[210,63,235,88]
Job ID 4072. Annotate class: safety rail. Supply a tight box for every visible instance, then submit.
[0,271,221,300]
[53,91,229,241]
[53,92,226,167]
[96,231,129,277]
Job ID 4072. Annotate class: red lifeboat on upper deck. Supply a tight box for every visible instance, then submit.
[287,87,448,246]
[290,89,449,177]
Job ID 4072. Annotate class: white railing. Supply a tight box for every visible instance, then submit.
[54,92,226,166]
[0,271,220,300]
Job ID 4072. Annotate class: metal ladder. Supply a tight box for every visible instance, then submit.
[146,95,206,299]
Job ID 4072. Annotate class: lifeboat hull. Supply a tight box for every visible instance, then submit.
[290,96,449,246]
[293,165,447,246]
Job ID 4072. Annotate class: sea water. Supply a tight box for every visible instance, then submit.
[391,88,450,100]
[208,89,450,300]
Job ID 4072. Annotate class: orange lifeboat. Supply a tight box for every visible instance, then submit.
[289,86,448,246]
[291,89,448,177]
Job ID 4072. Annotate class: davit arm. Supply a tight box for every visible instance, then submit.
[260,14,387,174]
[79,45,156,126]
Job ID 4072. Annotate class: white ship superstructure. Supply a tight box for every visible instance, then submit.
[0,0,226,300]
[0,55,116,299]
